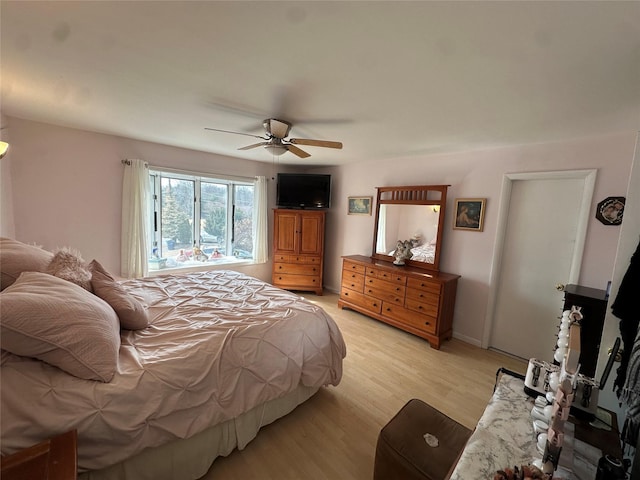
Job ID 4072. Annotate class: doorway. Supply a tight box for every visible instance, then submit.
[483,170,597,361]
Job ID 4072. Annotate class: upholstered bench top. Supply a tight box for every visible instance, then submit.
[374,398,472,480]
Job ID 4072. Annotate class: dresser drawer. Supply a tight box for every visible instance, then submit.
[405,298,439,317]
[382,303,437,335]
[340,289,382,314]
[343,260,366,275]
[363,284,403,305]
[364,276,405,296]
[274,254,290,262]
[274,263,321,276]
[366,267,407,285]
[341,272,365,293]
[407,277,441,295]
[274,273,320,288]
[405,287,440,306]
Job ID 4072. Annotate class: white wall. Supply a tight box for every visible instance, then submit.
[4,116,636,348]
[320,132,635,346]
[4,117,277,281]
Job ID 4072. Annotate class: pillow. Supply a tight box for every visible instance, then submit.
[0,271,120,382]
[0,237,54,290]
[89,259,149,330]
[46,247,92,291]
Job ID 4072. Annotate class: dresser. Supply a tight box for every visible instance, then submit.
[272,209,326,295]
[338,255,459,349]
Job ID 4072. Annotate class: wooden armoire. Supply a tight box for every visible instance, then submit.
[272,209,326,295]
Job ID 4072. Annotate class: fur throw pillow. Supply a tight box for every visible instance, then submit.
[47,247,92,291]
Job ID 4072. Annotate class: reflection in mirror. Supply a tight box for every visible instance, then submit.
[375,204,441,264]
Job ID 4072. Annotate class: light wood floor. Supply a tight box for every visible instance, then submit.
[201,292,526,480]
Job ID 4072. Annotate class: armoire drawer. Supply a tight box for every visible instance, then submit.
[340,289,382,314]
[274,274,320,288]
[382,303,437,335]
[274,263,320,276]
[290,255,321,264]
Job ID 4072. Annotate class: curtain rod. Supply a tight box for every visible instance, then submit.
[122,159,264,183]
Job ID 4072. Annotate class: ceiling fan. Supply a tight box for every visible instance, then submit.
[205,118,342,158]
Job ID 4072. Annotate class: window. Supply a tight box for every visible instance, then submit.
[148,169,254,270]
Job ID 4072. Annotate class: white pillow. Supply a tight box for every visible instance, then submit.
[0,237,53,290]
[0,272,120,382]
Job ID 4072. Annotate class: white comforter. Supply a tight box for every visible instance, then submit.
[1,270,346,471]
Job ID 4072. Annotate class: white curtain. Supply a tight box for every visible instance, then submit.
[252,176,269,263]
[376,204,387,254]
[121,159,150,278]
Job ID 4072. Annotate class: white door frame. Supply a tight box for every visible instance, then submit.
[481,169,597,349]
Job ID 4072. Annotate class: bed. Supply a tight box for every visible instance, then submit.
[0,238,346,479]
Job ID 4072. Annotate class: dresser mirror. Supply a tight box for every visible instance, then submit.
[371,185,448,272]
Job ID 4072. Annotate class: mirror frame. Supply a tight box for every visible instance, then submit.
[371,185,449,272]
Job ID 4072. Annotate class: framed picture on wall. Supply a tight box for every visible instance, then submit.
[453,198,486,231]
[348,196,372,215]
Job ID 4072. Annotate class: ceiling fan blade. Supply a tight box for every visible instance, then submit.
[238,142,269,151]
[204,127,267,141]
[286,144,311,158]
[289,138,343,149]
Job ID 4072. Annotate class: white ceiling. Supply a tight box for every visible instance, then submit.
[2,1,639,166]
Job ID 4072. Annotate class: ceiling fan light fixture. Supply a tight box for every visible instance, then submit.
[264,144,288,156]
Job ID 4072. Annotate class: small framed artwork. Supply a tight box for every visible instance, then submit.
[595,196,625,226]
[453,198,486,232]
[348,196,373,215]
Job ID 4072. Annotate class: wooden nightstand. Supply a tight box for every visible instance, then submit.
[1,429,77,480]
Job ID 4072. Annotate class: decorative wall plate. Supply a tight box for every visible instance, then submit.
[595,196,625,225]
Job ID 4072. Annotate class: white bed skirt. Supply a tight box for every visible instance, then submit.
[80,384,319,480]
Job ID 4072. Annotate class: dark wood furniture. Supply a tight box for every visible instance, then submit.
[338,255,460,349]
[0,430,77,480]
[563,284,609,378]
[272,209,326,295]
[374,399,471,480]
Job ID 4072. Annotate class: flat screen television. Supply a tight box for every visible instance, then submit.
[276,173,331,209]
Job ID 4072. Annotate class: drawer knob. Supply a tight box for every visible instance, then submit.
[425,321,431,326]
[350,283,355,287]
[418,306,423,310]
[396,287,400,291]
[345,292,349,296]
[373,303,378,307]
[386,307,391,312]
